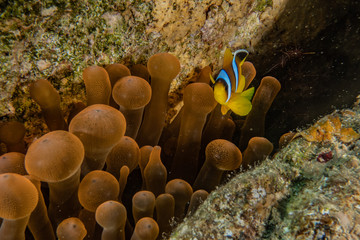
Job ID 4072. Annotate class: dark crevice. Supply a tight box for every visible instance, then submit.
[262,176,309,239]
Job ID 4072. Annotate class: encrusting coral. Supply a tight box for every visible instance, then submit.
[0,49,283,239]
[297,115,360,143]
[170,104,360,239]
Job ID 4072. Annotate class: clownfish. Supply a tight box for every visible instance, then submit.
[210,48,255,116]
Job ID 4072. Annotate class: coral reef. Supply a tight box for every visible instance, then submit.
[1,0,357,156]
[171,97,360,239]
[1,0,286,120]
[0,0,359,239]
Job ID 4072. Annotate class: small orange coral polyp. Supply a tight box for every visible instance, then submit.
[300,115,360,143]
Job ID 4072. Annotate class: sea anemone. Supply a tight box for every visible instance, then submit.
[0,50,279,239]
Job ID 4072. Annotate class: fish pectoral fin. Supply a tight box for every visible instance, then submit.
[213,82,228,105]
[221,105,231,115]
[227,93,253,116]
[240,87,255,101]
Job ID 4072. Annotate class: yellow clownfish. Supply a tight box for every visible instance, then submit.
[210,48,255,116]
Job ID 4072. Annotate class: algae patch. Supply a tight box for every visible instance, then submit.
[255,0,273,12]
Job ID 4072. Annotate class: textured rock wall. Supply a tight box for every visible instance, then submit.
[1,0,356,138]
[1,0,359,239]
[171,97,360,239]
[1,0,285,120]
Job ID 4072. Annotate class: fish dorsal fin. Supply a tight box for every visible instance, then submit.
[223,48,233,68]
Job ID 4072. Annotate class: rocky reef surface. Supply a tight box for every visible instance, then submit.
[1,0,284,118]
[1,0,359,238]
[171,96,360,239]
[1,0,354,127]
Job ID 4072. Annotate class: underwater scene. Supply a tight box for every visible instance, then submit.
[0,0,360,239]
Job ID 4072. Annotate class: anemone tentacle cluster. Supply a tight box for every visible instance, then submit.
[0,50,280,240]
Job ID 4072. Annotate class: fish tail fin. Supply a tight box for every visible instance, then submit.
[241,87,255,101]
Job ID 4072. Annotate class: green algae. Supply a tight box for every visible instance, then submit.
[1,0,286,122]
[255,0,273,12]
[0,0,157,122]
